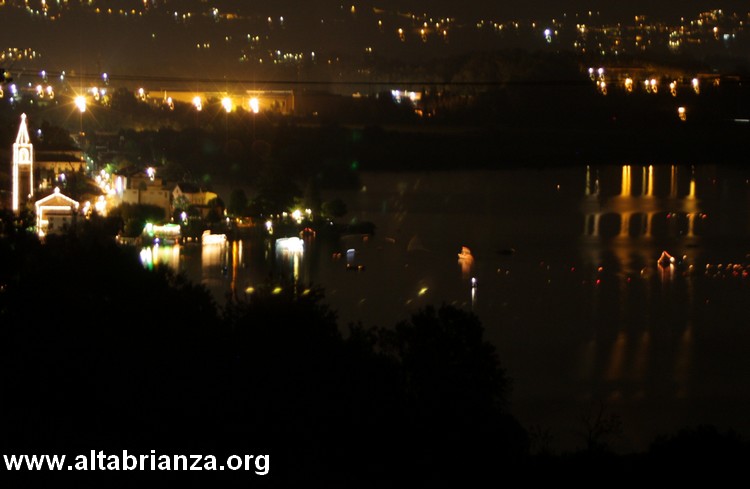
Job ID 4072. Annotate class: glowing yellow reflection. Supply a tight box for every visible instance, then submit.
[620,165,631,197]
[605,331,627,381]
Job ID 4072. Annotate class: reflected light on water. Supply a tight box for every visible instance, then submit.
[620,165,631,197]
[619,212,632,238]
[458,246,474,279]
[645,165,654,197]
[132,165,750,452]
[202,240,228,288]
[605,331,628,381]
[276,237,305,285]
[688,176,696,200]
[231,240,242,299]
[139,245,180,271]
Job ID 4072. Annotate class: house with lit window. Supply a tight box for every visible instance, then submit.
[172,182,218,207]
[34,149,87,191]
[172,182,219,218]
[116,167,171,219]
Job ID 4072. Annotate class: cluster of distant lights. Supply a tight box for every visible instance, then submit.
[3,3,745,52]
[0,47,39,62]
[590,66,705,95]
[0,70,113,110]
[2,6,746,88]
[588,67,708,120]
[264,209,313,236]
[391,90,421,104]
[157,92,261,114]
[16,1,461,46]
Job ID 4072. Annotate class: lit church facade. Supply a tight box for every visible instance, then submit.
[10,113,79,236]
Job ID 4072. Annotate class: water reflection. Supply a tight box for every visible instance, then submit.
[139,244,180,271]
[202,240,229,290]
[582,164,698,242]
[275,237,305,286]
[137,164,750,451]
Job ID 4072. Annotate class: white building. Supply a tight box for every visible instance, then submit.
[35,187,79,237]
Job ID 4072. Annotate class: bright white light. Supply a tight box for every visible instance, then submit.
[192,96,202,111]
[249,97,260,114]
[221,97,232,112]
[74,95,86,112]
[202,230,227,245]
[276,237,304,253]
[94,195,106,215]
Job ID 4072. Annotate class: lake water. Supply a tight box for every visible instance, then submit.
[143,164,750,453]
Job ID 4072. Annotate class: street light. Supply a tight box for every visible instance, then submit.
[249,97,260,114]
[74,95,86,113]
[74,95,86,135]
[192,96,203,127]
[221,97,232,113]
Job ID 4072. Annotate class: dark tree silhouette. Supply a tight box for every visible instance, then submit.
[373,304,528,486]
[227,188,249,217]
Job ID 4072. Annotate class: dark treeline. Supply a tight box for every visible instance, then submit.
[1,216,748,487]
[0,216,527,487]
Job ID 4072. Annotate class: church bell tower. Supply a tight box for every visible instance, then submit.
[12,113,34,212]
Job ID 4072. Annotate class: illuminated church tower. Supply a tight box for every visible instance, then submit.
[12,113,34,212]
